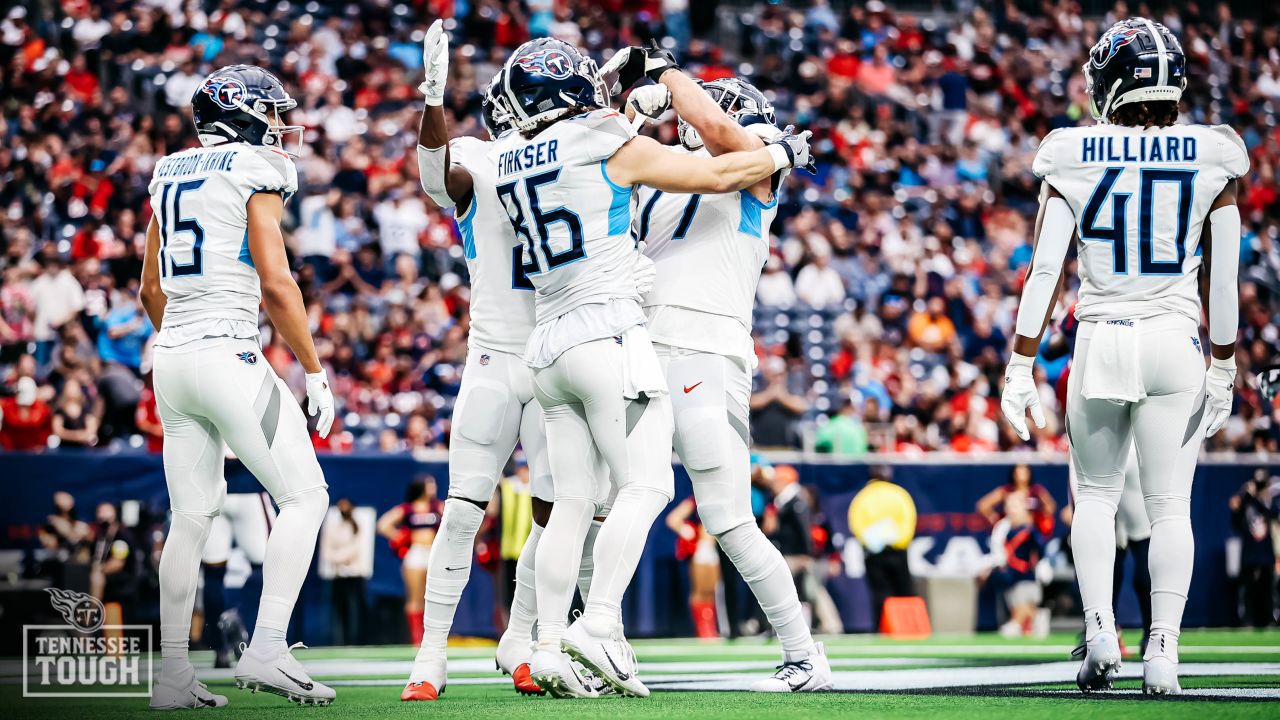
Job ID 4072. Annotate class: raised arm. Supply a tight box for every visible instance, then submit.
[1200,179,1241,436]
[247,191,334,437]
[605,133,808,195]
[140,217,166,330]
[415,20,474,209]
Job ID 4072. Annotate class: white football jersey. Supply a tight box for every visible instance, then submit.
[638,145,775,362]
[1034,123,1249,324]
[488,108,638,325]
[147,143,298,347]
[451,135,536,356]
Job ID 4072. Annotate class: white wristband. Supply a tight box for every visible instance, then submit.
[1007,351,1035,370]
[766,144,791,172]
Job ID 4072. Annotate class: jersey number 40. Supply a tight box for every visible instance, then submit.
[496,168,585,289]
[1080,167,1196,276]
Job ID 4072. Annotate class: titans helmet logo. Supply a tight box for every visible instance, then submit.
[46,587,105,633]
[1092,27,1143,68]
[514,49,574,80]
[201,75,248,111]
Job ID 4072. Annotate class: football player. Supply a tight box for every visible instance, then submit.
[606,44,834,693]
[141,65,336,708]
[491,37,813,698]
[1000,19,1247,695]
[401,22,607,701]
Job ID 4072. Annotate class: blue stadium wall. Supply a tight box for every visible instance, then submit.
[1,452,1271,643]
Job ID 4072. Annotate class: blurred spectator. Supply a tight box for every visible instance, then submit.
[848,467,917,630]
[987,491,1048,638]
[493,462,534,631]
[795,241,846,308]
[89,501,140,621]
[51,378,100,449]
[813,397,868,456]
[770,465,841,634]
[47,490,92,558]
[0,377,53,450]
[751,357,808,449]
[1229,469,1277,627]
[322,498,367,645]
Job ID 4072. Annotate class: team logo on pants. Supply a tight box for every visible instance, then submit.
[237,351,258,365]
[479,354,490,366]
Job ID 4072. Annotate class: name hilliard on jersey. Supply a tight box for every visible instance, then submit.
[1033,122,1249,325]
[147,143,298,348]
[450,135,536,356]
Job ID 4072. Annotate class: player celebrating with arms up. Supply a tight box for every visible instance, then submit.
[607,44,833,692]
[490,38,814,698]
[141,65,336,708]
[1000,19,1247,695]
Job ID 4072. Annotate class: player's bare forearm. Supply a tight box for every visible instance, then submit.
[247,192,322,375]
[608,135,776,194]
[661,69,761,156]
[140,217,166,330]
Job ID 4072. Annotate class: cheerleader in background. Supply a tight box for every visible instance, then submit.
[378,476,443,645]
[666,498,721,639]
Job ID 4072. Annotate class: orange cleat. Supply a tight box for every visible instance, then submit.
[510,663,545,696]
[400,681,440,701]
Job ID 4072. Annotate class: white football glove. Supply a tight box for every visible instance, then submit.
[1000,352,1045,442]
[305,370,335,439]
[1204,357,1236,437]
[419,19,449,106]
[632,245,656,298]
[626,84,672,129]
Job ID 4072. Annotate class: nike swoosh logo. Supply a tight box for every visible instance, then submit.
[683,382,702,394]
[787,674,812,691]
[279,669,314,691]
[192,692,217,707]
[602,647,631,681]
[445,565,467,571]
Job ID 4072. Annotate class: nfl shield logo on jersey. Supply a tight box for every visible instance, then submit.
[479,354,490,366]
[237,350,258,365]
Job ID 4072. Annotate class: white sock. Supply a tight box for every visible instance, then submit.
[418,499,485,661]
[577,519,602,604]
[716,522,814,660]
[159,511,213,679]
[248,488,328,658]
[535,497,594,649]
[1145,493,1193,646]
[1071,496,1119,642]
[506,521,542,642]
[582,486,669,633]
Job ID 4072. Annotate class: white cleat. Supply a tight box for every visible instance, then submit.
[1075,631,1122,692]
[401,652,446,701]
[529,648,600,699]
[495,633,543,696]
[561,618,648,698]
[1142,634,1182,696]
[234,643,335,706]
[150,666,228,710]
[750,642,835,692]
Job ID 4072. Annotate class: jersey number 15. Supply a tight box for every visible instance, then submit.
[157,179,208,278]
[1079,167,1196,275]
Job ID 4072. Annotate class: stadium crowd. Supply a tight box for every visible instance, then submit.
[1,0,1279,455]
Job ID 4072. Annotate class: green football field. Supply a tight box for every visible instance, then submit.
[6,629,1278,719]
